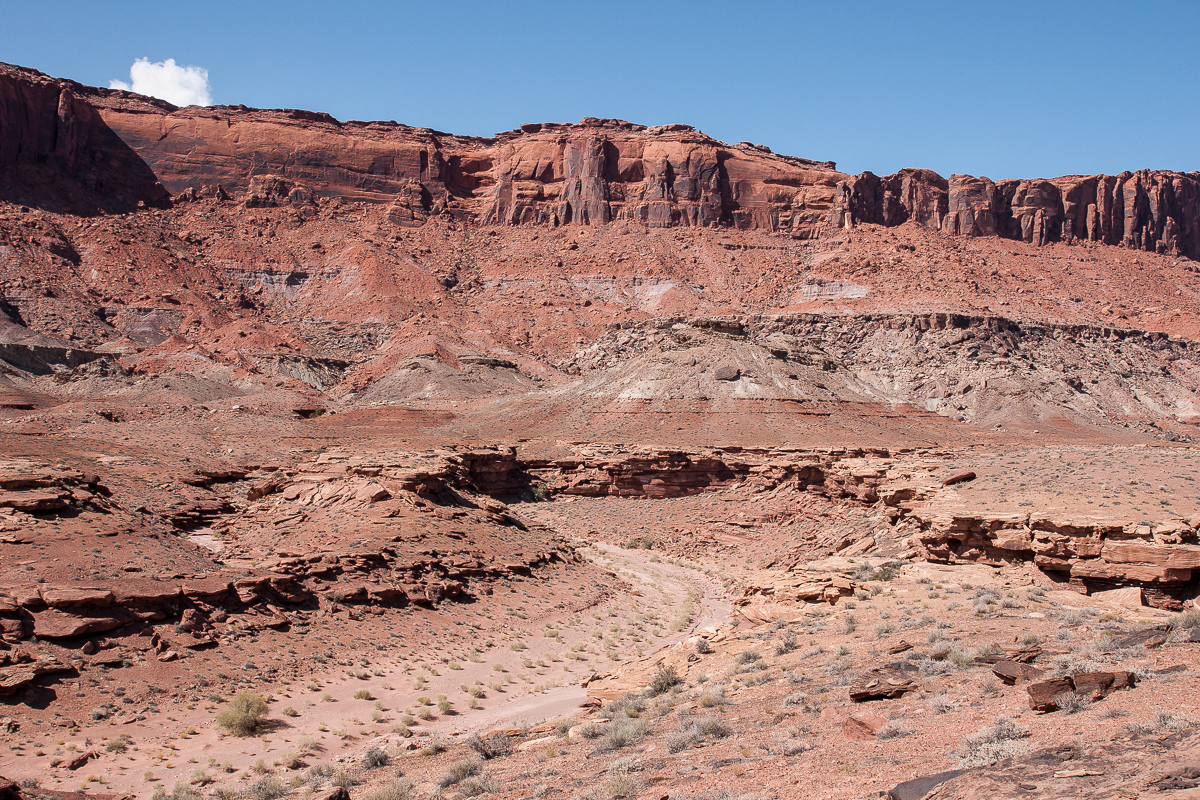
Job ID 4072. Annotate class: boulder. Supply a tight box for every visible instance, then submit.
[1027,671,1135,711]
[714,366,741,381]
[63,750,97,770]
[1073,671,1135,700]
[177,608,207,633]
[842,711,888,741]
[1027,676,1075,711]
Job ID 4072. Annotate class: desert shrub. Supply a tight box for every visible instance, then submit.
[600,693,645,720]
[945,645,976,670]
[1057,607,1095,625]
[1171,607,1200,630]
[742,670,772,686]
[875,721,913,740]
[281,706,299,717]
[666,727,702,753]
[244,777,288,800]
[693,715,731,739]
[439,758,482,788]
[1056,691,1091,714]
[576,721,606,739]
[604,758,644,797]
[854,561,901,582]
[466,732,512,759]
[649,664,681,695]
[928,694,956,715]
[695,638,713,655]
[698,686,727,708]
[364,779,414,800]
[458,773,498,797]
[774,628,798,655]
[216,692,270,736]
[735,649,762,665]
[362,746,390,768]
[353,689,372,700]
[153,785,201,800]
[1127,711,1200,735]
[105,738,129,753]
[956,716,1031,768]
[593,718,648,754]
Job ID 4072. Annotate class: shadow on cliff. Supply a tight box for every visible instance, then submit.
[0,63,170,215]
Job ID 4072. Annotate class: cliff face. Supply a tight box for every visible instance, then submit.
[0,65,168,213]
[830,169,1200,258]
[4,62,1199,258]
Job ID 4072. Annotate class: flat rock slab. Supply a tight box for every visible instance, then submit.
[942,471,976,486]
[849,668,919,701]
[1091,586,1144,609]
[181,577,233,601]
[992,660,1046,685]
[0,490,67,512]
[40,586,114,609]
[110,579,183,605]
[976,646,1042,665]
[888,770,968,800]
[1112,627,1169,649]
[32,607,133,638]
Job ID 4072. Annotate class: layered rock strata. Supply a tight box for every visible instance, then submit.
[3,62,1197,258]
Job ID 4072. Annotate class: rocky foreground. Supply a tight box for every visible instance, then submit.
[0,61,1199,800]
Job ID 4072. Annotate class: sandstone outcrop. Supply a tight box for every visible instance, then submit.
[5,62,1197,259]
[0,63,168,212]
[910,510,1200,608]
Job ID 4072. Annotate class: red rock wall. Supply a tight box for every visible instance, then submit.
[5,62,1200,258]
[0,63,168,213]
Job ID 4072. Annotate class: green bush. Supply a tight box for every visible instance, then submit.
[215,692,270,736]
[649,664,681,696]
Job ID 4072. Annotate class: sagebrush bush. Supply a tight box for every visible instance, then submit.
[215,692,270,736]
[466,732,512,759]
[439,757,481,788]
[362,746,390,768]
[594,718,648,754]
[364,779,413,800]
[649,664,681,695]
[957,716,1031,768]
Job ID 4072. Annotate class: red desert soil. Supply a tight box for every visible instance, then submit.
[0,61,1199,800]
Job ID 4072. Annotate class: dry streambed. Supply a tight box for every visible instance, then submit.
[1,538,729,797]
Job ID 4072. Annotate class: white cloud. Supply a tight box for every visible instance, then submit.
[109,58,212,107]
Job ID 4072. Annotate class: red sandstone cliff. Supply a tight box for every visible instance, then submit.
[4,62,1199,258]
[0,65,169,213]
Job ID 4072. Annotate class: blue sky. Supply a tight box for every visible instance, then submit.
[4,0,1198,180]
